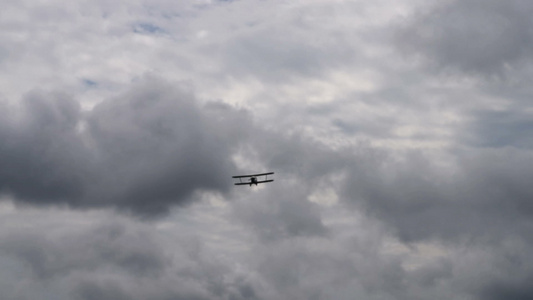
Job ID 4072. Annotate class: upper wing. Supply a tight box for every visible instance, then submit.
[232,172,274,178]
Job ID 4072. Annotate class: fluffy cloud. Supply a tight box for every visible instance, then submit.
[0,78,244,216]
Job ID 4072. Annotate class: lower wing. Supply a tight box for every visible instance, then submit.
[234,180,274,185]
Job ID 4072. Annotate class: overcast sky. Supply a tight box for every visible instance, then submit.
[1,0,533,299]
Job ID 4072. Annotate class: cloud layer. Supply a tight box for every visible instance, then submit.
[1,0,533,299]
[1,78,243,216]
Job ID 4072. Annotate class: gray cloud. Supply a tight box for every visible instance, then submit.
[342,146,533,243]
[396,0,533,76]
[462,108,533,148]
[334,143,533,300]
[85,78,240,215]
[2,0,533,299]
[0,77,247,216]
[1,222,166,280]
[233,184,329,242]
[0,213,261,300]
[0,90,88,203]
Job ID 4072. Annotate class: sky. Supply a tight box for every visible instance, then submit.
[1,0,533,299]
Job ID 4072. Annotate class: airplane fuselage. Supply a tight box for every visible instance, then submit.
[250,177,258,186]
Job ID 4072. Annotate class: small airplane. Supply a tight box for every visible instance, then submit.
[232,172,274,186]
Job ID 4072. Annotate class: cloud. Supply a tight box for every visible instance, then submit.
[0,77,246,216]
[1,222,166,280]
[2,0,533,299]
[85,78,240,215]
[0,90,88,202]
[233,184,329,242]
[462,108,533,148]
[0,210,260,300]
[341,146,533,243]
[396,0,533,76]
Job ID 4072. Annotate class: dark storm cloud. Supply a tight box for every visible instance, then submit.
[0,90,88,202]
[85,79,241,215]
[396,0,533,75]
[479,275,533,300]
[453,238,533,300]
[0,78,249,216]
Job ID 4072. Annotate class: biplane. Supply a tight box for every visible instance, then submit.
[232,172,274,186]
